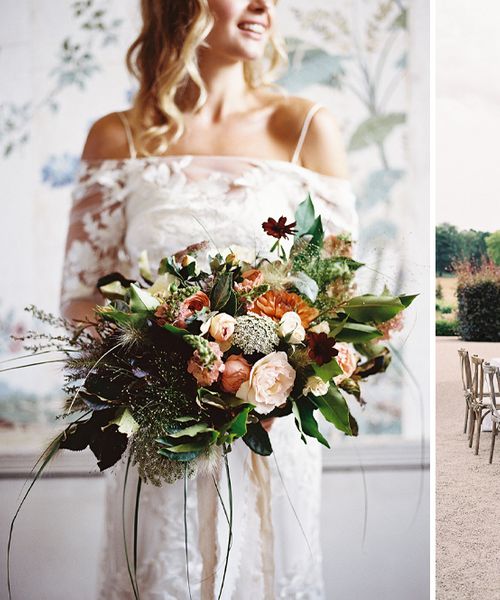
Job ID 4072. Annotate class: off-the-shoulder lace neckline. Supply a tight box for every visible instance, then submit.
[80,154,351,184]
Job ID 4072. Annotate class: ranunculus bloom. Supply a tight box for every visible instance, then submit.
[154,303,170,327]
[236,351,296,415]
[334,343,358,384]
[221,354,251,393]
[187,341,225,386]
[302,375,329,397]
[278,311,306,344]
[234,269,264,293]
[174,291,210,328]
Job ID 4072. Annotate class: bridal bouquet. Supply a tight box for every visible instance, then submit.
[5,194,415,598]
[5,195,415,485]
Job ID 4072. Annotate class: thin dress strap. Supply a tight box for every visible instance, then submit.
[291,102,324,165]
[116,111,137,159]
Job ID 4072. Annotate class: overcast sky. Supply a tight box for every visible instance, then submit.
[437,0,500,231]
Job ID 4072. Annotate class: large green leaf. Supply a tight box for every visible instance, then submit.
[313,358,343,382]
[95,305,146,328]
[292,398,330,448]
[342,294,407,323]
[311,385,355,436]
[398,294,418,308]
[243,422,273,456]
[211,273,233,311]
[294,194,316,236]
[335,322,382,342]
[348,113,406,152]
[129,283,160,312]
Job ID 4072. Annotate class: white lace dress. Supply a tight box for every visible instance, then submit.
[60,153,358,600]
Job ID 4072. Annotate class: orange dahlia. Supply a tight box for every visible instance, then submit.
[248,290,319,328]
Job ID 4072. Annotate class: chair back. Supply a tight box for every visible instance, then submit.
[470,354,485,405]
[484,363,500,422]
[458,348,472,394]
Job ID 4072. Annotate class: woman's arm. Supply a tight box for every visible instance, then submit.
[60,113,129,325]
[299,106,350,179]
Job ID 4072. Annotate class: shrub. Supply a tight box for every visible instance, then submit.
[436,283,443,299]
[436,319,458,336]
[440,305,452,314]
[455,261,500,341]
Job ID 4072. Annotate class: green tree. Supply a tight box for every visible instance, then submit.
[461,229,489,267]
[436,223,463,275]
[486,230,500,265]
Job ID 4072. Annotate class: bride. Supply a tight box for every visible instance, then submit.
[60,0,357,598]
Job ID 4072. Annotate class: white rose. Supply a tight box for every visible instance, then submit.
[278,311,306,344]
[302,375,330,397]
[236,351,296,415]
[309,320,330,334]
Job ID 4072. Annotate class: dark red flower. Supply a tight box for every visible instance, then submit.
[262,216,297,240]
[306,332,339,366]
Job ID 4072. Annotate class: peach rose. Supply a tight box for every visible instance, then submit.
[236,351,296,415]
[187,341,225,386]
[234,269,264,293]
[221,354,251,393]
[333,343,358,384]
[174,291,210,328]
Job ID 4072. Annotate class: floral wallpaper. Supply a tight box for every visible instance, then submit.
[0,0,427,437]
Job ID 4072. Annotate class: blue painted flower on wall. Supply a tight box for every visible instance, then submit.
[41,153,80,187]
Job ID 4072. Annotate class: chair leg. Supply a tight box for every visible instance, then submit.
[468,409,475,448]
[489,422,497,464]
[474,411,482,455]
[464,403,469,434]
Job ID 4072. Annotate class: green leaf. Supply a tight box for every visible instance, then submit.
[162,323,189,336]
[243,422,273,456]
[95,305,146,329]
[157,448,203,461]
[129,283,160,312]
[342,294,406,323]
[292,398,330,448]
[348,113,406,152]
[308,215,324,247]
[220,405,253,443]
[311,385,354,436]
[164,423,217,439]
[335,322,382,342]
[211,272,233,311]
[398,293,418,308]
[313,358,343,382]
[338,377,361,402]
[107,408,139,436]
[138,250,153,282]
[294,193,316,236]
[98,280,128,300]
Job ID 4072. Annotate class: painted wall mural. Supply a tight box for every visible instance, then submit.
[0,0,426,438]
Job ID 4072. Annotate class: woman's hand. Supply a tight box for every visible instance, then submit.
[261,417,275,433]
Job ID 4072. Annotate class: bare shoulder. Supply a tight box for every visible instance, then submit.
[270,95,349,178]
[81,111,132,161]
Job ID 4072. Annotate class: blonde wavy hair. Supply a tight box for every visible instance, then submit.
[125,0,288,157]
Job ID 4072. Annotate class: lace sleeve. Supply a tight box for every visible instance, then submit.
[59,160,130,317]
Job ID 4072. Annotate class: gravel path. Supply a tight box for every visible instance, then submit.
[436,337,500,599]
